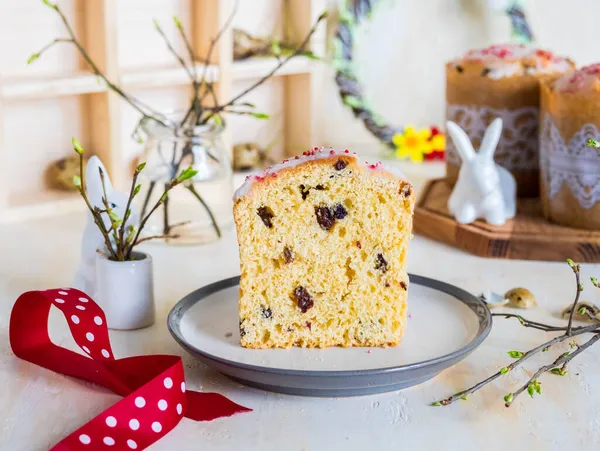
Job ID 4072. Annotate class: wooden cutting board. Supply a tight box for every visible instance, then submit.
[414,178,600,262]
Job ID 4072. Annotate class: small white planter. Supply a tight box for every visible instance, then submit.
[94,251,155,330]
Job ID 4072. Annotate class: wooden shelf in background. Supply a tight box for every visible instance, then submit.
[414,178,600,262]
[232,56,315,80]
[1,73,105,100]
[121,64,219,90]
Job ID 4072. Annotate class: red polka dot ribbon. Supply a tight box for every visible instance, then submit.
[9,288,251,450]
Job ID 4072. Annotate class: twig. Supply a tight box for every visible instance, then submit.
[204,11,326,123]
[492,313,571,332]
[433,323,600,406]
[566,260,582,336]
[434,259,600,408]
[139,181,156,220]
[118,166,142,258]
[186,183,222,238]
[134,233,181,246]
[37,3,171,128]
[73,142,117,260]
[162,184,170,235]
[154,20,196,84]
[506,333,600,406]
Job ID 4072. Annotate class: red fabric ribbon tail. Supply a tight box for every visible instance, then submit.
[186,391,253,421]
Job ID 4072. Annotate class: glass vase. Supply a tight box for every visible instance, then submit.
[136,118,233,245]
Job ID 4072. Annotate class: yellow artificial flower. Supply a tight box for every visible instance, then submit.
[430,132,446,151]
[392,126,433,163]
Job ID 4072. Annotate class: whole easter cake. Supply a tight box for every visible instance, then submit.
[233,148,415,348]
[540,63,600,230]
[446,43,574,197]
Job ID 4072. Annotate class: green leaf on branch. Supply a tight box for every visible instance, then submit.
[42,0,58,9]
[176,166,198,184]
[588,139,600,148]
[500,367,510,375]
[271,40,281,57]
[534,381,542,395]
[251,112,270,120]
[135,162,146,174]
[133,184,142,196]
[173,16,183,29]
[126,225,136,245]
[108,210,121,223]
[431,401,441,407]
[73,175,81,187]
[343,95,364,109]
[527,384,535,398]
[27,53,40,65]
[302,51,321,61]
[72,137,84,155]
[507,350,523,359]
[591,277,599,287]
[212,115,223,126]
[318,10,329,21]
[503,393,513,404]
[567,258,575,267]
[550,368,567,376]
[578,307,587,315]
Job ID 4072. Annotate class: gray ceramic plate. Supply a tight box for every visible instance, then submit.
[168,275,491,397]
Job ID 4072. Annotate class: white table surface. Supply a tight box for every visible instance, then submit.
[1,162,600,451]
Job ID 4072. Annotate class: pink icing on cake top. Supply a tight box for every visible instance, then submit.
[233,147,405,200]
[451,44,572,79]
[553,63,600,93]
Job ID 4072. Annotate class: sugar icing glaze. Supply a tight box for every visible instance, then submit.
[450,44,572,79]
[233,147,406,200]
[553,63,600,93]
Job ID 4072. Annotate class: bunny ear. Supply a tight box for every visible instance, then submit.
[446,121,475,162]
[479,118,503,160]
[85,156,112,209]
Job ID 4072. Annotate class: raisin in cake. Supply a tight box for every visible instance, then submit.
[233,148,415,349]
[446,43,574,197]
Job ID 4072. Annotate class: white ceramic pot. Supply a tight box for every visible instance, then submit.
[94,251,155,330]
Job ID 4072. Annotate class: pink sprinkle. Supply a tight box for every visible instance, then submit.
[313,147,318,151]
[295,156,300,159]
[330,150,335,155]
[344,149,350,153]
[408,314,413,319]
[283,159,289,163]
[367,350,372,354]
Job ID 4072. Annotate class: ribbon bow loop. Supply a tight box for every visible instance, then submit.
[10,288,250,450]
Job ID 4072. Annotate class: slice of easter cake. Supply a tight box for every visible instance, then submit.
[233,148,415,348]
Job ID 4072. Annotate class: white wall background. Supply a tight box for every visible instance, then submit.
[321,0,600,156]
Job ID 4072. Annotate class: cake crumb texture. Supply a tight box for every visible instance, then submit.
[233,155,414,348]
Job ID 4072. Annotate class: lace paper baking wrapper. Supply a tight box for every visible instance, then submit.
[446,104,540,170]
[540,114,600,209]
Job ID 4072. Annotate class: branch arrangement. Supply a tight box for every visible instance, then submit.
[72,138,197,261]
[433,259,600,408]
[31,0,326,238]
[31,0,326,134]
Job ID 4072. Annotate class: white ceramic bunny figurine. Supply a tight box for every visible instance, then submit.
[447,118,517,226]
[73,156,138,294]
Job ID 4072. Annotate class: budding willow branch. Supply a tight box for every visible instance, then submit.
[433,259,600,408]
